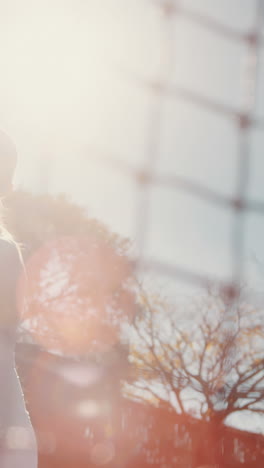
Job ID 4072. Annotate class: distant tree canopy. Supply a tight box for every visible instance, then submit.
[5,190,129,258]
[128,288,264,427]
[5,190,137,354]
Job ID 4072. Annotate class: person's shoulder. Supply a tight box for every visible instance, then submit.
[0,236,18,252]
[0,236,22,269]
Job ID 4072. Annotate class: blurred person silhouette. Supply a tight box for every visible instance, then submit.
[0,130,37,467]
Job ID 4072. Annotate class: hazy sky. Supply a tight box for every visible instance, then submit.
[1,0,264,298]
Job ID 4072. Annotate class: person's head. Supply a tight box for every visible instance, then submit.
[0,130,17,197]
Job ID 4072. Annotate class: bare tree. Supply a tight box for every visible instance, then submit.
[127,288,264,427]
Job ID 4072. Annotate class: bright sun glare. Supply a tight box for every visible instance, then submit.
[1,0,163,166]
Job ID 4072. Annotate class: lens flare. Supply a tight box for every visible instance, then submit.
[59,363,103,388]
[19,235,136,354]
[75,399,111,419]
[90,441,115,465]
